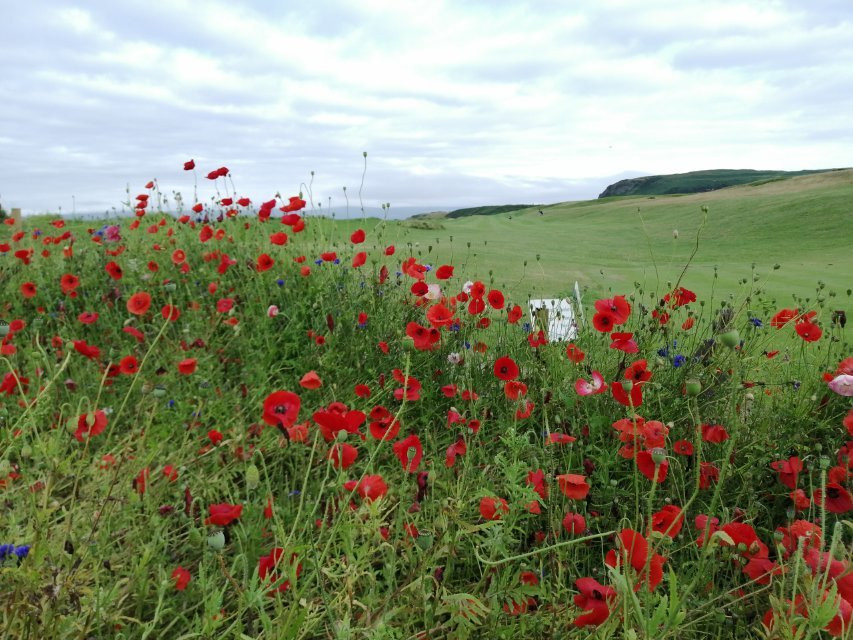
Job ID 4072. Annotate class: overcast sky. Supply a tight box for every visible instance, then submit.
[1,0,851,217]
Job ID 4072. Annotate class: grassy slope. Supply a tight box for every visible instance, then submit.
[375,169,853,304]
[599,168,836,197]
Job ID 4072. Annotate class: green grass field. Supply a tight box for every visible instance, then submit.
[323,169,853,308]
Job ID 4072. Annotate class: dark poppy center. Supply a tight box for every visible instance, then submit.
[827,488,840,499]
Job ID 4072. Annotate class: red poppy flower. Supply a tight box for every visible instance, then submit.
[345,474,388,502]
[612,381,643,407]
[504,380,528,400]
[479,496,509,520]
[352,251,366,268]
[795,319,822,342]
[771,308,799,328]
[73,340,101,360]
[547,432,577,445]
[682,317,695,330]
[624,359,652,384]
[314,406,365,441]
[701,423,729,443]
[651,505,683,538]
[74,410,108,442]
[435,264,454,279]
[507,304,522,324]
[405,322,440,351]
[119,355,139,375]
[299,371,322,389]
[258,548,301,594]
[172,566,191,590]
[572,577,615,627]
[595,295,631,324]
[673,439,694,455]
[636,450,668,482]
[557,473,590,500]
[208,429,223,445]
[575,371,607,396]
[392,434,423,473]
[605,528,665,592]
[281,196,306,213]
[269,231,288,246]
[183,159,195,170]
[526,469,549,500]
[609,332,638,353]
[262,390,302,429]
[565,343,585,363]
[493,356,519,381]
[327,443,358,470]
[770,456,803,489]
[563,512,586,536]
[123,326,145,343]
[699,462,719,489]
[426,303,455,328]
[177,358,197,375]
[104,261,123,280]
[171,249,186,265]
[350,228,365,244]
[78,311,99,325]
[813,483,853,513]
[487,289,505,309]
[256,253,274,272]
[446,438,467,467]
[216,298,234,313]
[20,282,36,298]
[205,503,243,526]
[592,312,615,332]
[664,286,697,308]
[127,291,151,316]
[60,273,80,293]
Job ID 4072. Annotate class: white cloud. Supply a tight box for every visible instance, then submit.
[0,0,850,215]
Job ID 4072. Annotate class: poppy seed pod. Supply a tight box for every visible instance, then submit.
[685,379,702,396]
[720,330,740,349]
[207,531,225,551]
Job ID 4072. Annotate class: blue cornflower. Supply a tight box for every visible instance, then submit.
[673,355,686,368]
[289,489,301,496]
[463,341,471,350]
[749,317,763,327]
[522,322,532,333]
[276,278,285,286]
[314,259,323,266]
[14,546,30,559]
[333,258,341,265]
[449,322,461,332]
[168,399,176,408]
[792,380,801,391]
[424,265,432,271]
[657,346,670,357]
[0,544,12,559]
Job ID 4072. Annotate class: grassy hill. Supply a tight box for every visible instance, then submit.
[368,169,853,304]
[597,168,844,198]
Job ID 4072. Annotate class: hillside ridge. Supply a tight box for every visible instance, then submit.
[597,168,848,198]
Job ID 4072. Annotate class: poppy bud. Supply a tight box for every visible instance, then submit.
[188,528,203,546]
[153,386,167,398]
[651,448,667,465]
[207,531,225,551]
[163,282,176,293]
[685,379,702,396]
[245,463,260,490]
[720,330,740,349]
[0,324,9,337]
[0,459,10,475]
[20,444,32,459]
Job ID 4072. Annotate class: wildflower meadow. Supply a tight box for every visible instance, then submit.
[0,162,851,639]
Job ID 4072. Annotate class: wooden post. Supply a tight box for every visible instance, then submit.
[11,208,21,224]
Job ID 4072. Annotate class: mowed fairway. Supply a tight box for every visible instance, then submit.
[375,169,853,305]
